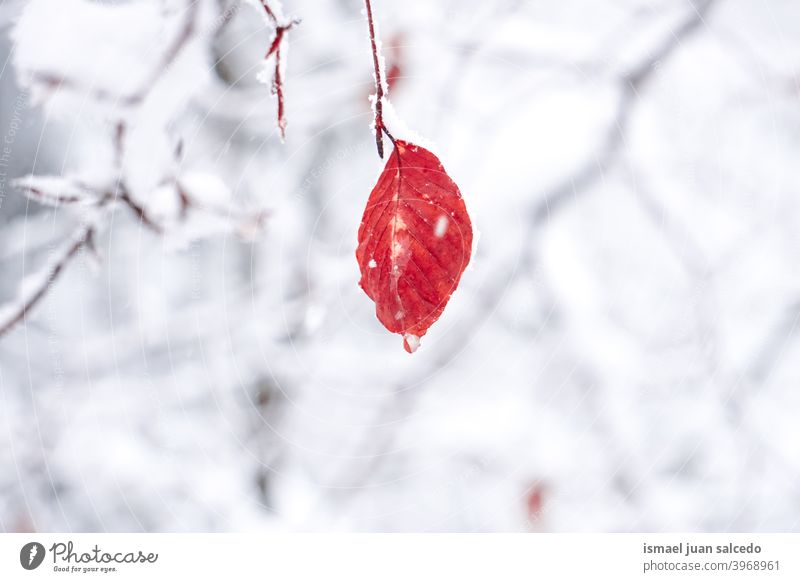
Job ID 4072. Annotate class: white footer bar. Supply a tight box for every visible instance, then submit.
[1,533,797,581]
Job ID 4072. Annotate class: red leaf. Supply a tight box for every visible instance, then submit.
[356,140,472,353]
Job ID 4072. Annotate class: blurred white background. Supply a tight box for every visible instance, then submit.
[0,0,799,532]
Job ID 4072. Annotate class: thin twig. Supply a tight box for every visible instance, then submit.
[260,1,298,140]
[364,0,394,157]
[107,121,164,234]
[0,221,99,339]
[16,184,88,206]
[118,191,165,234]
[273,41,287,137]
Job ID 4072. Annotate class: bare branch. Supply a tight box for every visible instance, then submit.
[529,0,718,226]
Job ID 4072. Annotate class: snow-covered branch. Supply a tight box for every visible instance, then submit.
[0,0,268,338]
[363,0,393,158]
[254,0,299,139]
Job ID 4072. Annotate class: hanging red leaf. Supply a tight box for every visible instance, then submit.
[356,140,472,353]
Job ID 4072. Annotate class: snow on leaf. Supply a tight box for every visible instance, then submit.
[434,215,449,238]
[356,140,472,353]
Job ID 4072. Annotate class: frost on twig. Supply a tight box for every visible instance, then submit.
[364,0,392,158]
[252,0,299,140]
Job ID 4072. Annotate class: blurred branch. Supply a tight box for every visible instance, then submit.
[624,165,709,278]
[748,302,800,386]
[29,0,199,107]
[15,176,100,207]
[0,0,267,339]
[529,0,718,227]
[0,216,101,339]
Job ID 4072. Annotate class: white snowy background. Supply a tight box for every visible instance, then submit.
[0,0,799,532]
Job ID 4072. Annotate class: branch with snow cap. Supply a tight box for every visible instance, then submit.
[0,0,269,339]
